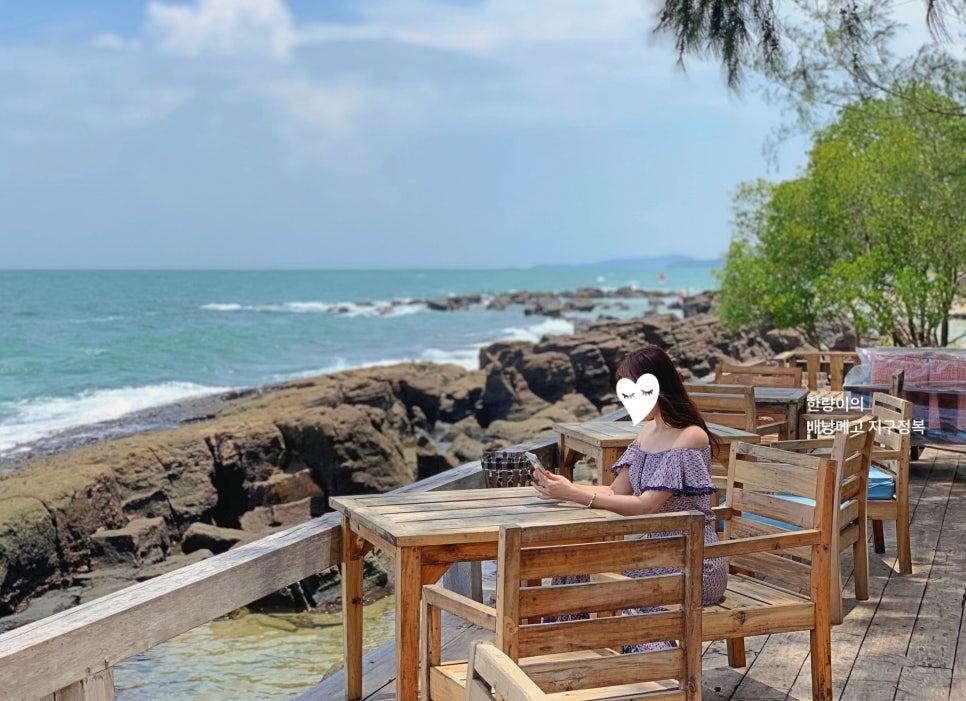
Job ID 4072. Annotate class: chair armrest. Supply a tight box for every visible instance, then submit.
[801,411,869,422]
[422,583,497,631]
[706,529,821,559]
[771,437,834,452]
[467,641,546,700]
[755,419,788,436]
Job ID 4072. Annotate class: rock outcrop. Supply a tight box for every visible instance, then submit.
[0,307,799,623]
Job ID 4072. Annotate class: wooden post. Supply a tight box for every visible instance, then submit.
[341,517,365,701]
[43,670,115,701]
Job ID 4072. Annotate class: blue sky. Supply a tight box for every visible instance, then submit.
[0,0,935,269]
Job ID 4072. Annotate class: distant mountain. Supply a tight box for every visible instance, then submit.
[536,255,724,270]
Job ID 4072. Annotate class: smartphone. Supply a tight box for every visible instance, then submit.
[524,451,548,478]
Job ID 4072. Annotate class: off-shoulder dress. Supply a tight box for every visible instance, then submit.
[610,441,727,602]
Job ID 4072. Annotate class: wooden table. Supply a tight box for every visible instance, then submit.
[690,382,812,442]
[329,488,623,701]
[554,420,762,486]
[753,386,810,441]
[776,350,860,391]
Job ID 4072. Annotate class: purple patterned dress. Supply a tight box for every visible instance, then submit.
[546,440,727,653]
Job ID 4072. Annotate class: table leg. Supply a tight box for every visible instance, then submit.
[557,436,577,480]
[341,518,365,700]
[395,546,423,701]
[787,401,802,440]
[806,356,820,391]
[599,447,622,486]
[829,356,845,391]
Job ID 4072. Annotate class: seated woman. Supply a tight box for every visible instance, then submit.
[531,344,726,651]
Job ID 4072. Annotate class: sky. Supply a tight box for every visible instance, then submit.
[0,0,944,269]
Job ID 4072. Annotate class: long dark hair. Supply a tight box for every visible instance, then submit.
[616,345,719,457]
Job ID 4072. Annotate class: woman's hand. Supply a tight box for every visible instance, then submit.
[531,469,576,501]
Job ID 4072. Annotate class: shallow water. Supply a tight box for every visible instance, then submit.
[113,597,396,700]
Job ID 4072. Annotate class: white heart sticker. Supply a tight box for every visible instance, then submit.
[616,374,660,425]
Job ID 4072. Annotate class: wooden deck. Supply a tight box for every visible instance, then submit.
[303,446,966,700]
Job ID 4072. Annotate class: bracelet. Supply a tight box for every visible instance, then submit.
[586,490,598,509]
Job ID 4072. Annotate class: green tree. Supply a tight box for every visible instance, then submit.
[749,2,966,162]
[718,85,966,346]
[652,0,962,89]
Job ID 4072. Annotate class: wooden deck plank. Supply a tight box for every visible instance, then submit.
[302,447,965,701]
[842,448,959,699]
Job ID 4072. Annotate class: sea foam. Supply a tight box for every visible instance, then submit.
[0,382,227,458]
[201,300,428,318]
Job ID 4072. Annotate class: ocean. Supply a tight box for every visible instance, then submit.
[0,267,719,464]
[1,266,719,699]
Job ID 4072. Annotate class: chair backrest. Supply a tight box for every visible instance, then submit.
[869,392,913,460]
[889,369,905,396]
[715,363,802,388]
[720,441,836,595]
[685,383,757,433]
[769,424,875,623]
[769,425,874,545]
[495,511,706,699]
[832,425,875,522]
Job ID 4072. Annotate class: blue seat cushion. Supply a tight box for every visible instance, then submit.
[739,494,815,530]
[867,465,896,501]
[731,469,896,530]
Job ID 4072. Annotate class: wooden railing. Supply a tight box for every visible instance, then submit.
[0,457,496,701]
[0,408,585,701]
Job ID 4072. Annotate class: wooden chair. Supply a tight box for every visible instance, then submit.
[866,393,914,575]
[797,391,914,575]
[714,362,803,388]
[421,511,706,701]
[685,383,789,439]
[703,441,837,701]
[771,425,876,624]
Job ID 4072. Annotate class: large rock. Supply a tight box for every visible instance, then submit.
[110,437,221,532]
[274,403,413,496]
[485,395,598,445]
[415,430,459,480]
[91,517,170,566]
[239,498,314,535]
[181,522,250,555]
[1,463,128,576]
[478,358,549,425]
[248,470,322,509]
[0,498,59,615]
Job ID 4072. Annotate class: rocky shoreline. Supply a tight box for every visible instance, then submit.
[0,294,834,632]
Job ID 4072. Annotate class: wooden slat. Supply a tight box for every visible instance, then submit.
[519,574,684,619]
[519,536,686,579]
[522,648,684,691]
[731,460,822,498]
[517,610,686,656]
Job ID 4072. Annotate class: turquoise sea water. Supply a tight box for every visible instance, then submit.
[0,267,718,462]
[1,266,719,699]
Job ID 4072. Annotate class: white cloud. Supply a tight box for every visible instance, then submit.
[92,33,142,51]
[51,1,712,144]
[85,86,194,127]
[270,80,369,135]
[146,0,297,59]
[298,0,651,57]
